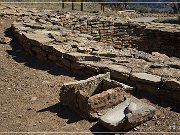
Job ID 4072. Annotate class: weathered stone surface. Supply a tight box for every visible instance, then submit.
[99,98,156,131]
[60,73,111,106]
[60,73,134,119]
[11,8,180,104]
[133,51,158,62]
[150,67,180,80]
[49,32,67,43]
[92,51,117,58]
[107,64,131,81]
[22,32,54,46]
[167,61,180,69]
[102,79,134,92]
[77,47,92,54]
[64,52,101,62]
[88,88,130,114]
[152,52,170,62]
[130,73,161,85]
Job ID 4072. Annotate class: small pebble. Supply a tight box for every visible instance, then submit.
[31,97,37,101]
[133,126,139,131]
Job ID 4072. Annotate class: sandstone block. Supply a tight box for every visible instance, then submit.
[130,73,161,85]
[107,64,131,81]
[60,73,133,119]
[64,52,101,62]
[99,98,156,131]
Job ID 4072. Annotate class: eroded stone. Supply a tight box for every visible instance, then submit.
[99,98,156,131]
[130,73,161,85]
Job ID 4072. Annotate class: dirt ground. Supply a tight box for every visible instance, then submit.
[0,7,180,135]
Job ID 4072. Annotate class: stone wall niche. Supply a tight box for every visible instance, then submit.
[60,72,134,119]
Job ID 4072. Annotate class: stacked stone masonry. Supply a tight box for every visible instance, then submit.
[11,9,180,103]
[43,12,180,58]
[1,5,179,103]
[60,72,134,119]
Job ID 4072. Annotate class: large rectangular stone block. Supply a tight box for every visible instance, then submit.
[99,98,156,131]
[130,73,161,85]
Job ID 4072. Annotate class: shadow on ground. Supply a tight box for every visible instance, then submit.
[5,29,87,80]
[90,123,114,135]
[38,103,83,124]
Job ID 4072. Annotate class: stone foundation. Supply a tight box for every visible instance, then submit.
[10,9,180,104]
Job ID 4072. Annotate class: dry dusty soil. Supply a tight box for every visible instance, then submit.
[0,10,180,135]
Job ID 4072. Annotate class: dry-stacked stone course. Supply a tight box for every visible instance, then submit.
[0,5,179,103]
[41,12,180,58]
[10,9,180,103]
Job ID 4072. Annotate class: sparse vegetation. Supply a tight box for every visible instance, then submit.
[130,5,149,13]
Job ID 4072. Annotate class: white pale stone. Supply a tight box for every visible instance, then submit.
[127,102,137,113]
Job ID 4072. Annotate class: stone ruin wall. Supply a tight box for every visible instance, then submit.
[11,11,180,104]
[54,13,180,58]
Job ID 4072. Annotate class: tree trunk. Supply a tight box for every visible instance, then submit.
[81,0,83,11]
[72,1,74,10]
[62,0,64,9]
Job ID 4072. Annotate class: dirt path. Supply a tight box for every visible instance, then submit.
[0,12,180,135]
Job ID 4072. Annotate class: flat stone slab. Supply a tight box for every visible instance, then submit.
[107,64,131,81]
[22,32,54,45]
[130,73,161,85]
[64,52,101,61]
[99,98,156,131]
